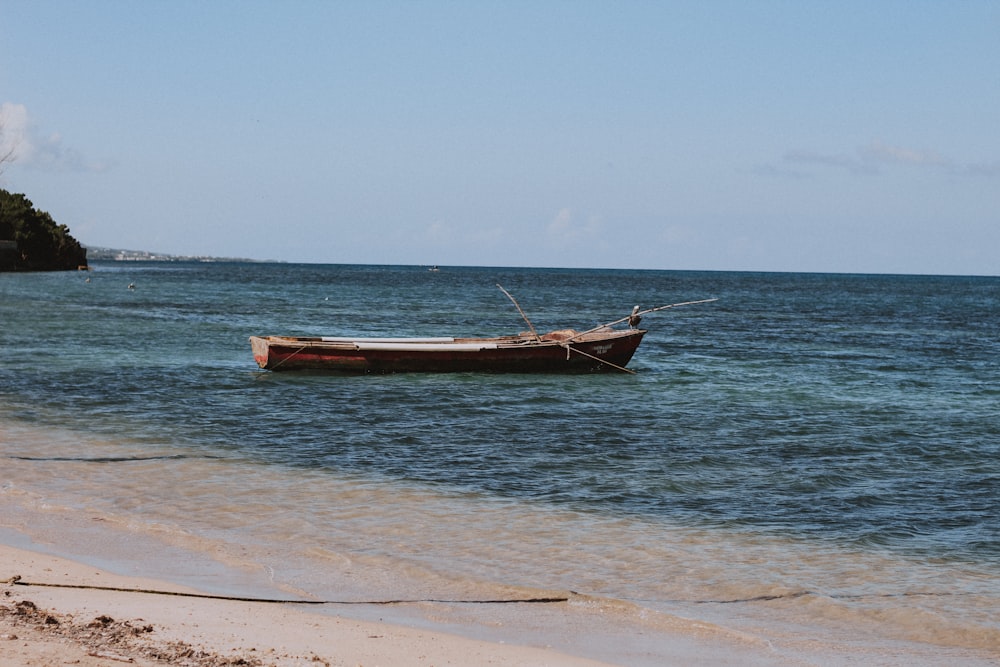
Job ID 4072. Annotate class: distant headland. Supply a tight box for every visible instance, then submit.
[1,186,272,271]
[0,188,87,271]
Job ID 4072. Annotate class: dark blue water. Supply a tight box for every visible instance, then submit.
[2,262,998,565]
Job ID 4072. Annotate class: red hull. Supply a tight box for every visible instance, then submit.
[250,329,646,374]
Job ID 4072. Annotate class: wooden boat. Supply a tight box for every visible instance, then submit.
[250,289,715,374]
[250,327,646,374]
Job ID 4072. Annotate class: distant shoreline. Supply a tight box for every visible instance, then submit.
[85,246,277,263]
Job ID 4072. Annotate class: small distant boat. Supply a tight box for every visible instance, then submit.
[249,287,715,374]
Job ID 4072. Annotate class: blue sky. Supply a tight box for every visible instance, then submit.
[2,1,998,274]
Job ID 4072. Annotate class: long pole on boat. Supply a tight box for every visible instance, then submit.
[570,298,718,340]
[496,284,541,341]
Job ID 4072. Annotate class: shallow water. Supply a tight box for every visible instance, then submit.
[2,262,998,663]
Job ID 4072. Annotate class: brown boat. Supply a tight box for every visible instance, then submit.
[249,289,715,374]
[250,326,646,374]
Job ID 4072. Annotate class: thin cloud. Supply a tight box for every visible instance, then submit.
[964,161,1000,176]
[861,140,950,168]
[783,148,878,175]
[421,219,504,249]
[772,140,996,178]
[0,103,27,172]
[547,208,603,247]
[0,102,112,173]
[746,163,811,180]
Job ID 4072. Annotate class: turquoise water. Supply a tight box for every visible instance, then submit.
[2,262,998,662]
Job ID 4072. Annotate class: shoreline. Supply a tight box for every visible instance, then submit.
[1,542,618,667]
[2,416,999,666]
[0,539,791,667]
[4,532,997,667]
[0,421,754,666]
[0,421,790,666]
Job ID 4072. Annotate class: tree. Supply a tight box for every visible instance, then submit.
[0,115,88,271]
[0,188,88,271]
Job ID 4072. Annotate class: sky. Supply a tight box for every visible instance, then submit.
[1,1,998,274]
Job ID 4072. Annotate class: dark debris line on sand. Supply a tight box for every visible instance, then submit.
[0,591,330,667]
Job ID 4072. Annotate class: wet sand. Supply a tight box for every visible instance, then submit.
[2,541,802,667]
[1,543,615,667]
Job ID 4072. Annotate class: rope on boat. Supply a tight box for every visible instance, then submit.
[494,288,715,374]
[561,298,719,374]
[268,343,309,371]
[561,344,636,375]
[6,577,567,605]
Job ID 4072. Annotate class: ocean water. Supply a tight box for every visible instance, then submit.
[1,262,998,664]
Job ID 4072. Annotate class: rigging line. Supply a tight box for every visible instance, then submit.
[7,578,568,606]
[561,344,636,374]
[268,343,309,371]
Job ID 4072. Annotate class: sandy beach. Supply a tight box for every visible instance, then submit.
[3,541,806,667]
[7,539,996,667]
[2,544,621,667]
[2,427,998,666]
